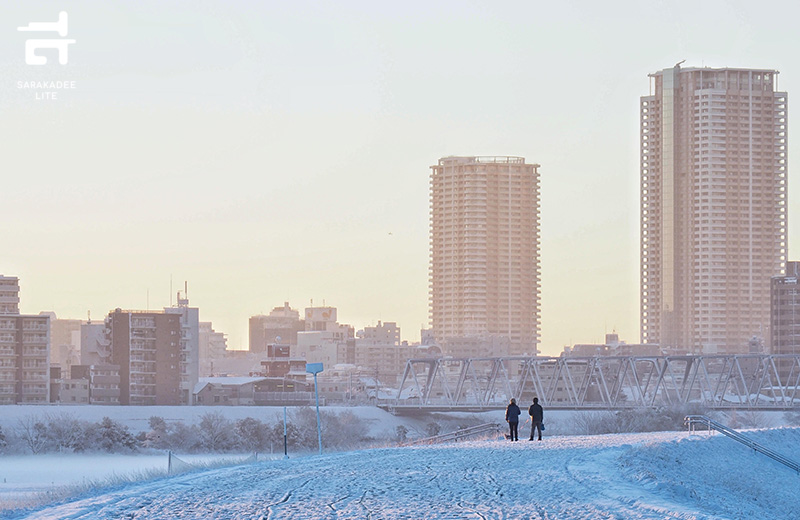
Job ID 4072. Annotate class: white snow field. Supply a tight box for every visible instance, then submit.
[0,453,263,510]
[4,427,800,520]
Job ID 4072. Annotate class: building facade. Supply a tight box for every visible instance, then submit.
[0,276,20,315]
[47,314,82,373]
[292,306,355,366]
[771,261,800,356]
[107,309,182,405]
[641,65,788,354]
[199,321,227,377]
[164,293,200,405]
[429,156,541,356]
[71,364,121,405]
[0,275,50,404]
[249,302,304,353]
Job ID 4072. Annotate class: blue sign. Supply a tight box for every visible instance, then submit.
[306,362,324,374]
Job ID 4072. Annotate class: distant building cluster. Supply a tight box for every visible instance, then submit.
[0,275,444,406]
[2,64,796,406]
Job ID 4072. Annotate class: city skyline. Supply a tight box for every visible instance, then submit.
[3,2,800,354]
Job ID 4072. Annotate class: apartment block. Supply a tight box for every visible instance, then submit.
[429,156,541,356]
[107,309,181,405]
[641,65,787,354]
[0,275,50,404]
[164,292,200,405]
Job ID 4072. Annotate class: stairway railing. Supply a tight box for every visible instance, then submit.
[684,415,800,474]
[403,423,501,446]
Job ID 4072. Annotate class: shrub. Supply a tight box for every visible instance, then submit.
[572,405,714,435]
[425,422,442,437]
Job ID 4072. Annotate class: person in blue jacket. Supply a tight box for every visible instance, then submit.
[505,398,521,441]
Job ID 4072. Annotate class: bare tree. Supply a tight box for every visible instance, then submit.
[198,411,234,452]
[16,415,48,454]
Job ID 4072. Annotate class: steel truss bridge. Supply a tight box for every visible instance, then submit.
[384,354,800,414]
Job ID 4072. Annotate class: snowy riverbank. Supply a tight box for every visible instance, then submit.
[4,426,800,519]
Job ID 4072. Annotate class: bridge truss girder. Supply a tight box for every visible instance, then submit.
[393,354,800,410]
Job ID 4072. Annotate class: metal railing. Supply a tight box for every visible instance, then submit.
[403,423,501,446]
[684,415,800,474]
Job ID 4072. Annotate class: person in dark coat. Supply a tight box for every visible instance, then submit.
[505,398,521,441]
[528,397,544,441]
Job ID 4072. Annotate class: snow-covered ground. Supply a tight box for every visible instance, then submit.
[0,453,262,510]
[3,426,799,519]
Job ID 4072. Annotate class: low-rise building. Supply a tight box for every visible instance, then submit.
[260,343,307,381]
[71,364,121,405]
[193,376,314,406]
[562,333,663,357]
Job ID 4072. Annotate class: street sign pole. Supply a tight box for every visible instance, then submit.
[314,372,322,455]
[283,406,288,459]
[306,362,324,456]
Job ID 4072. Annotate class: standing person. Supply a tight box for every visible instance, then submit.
[505,398,521,441]
[528,397,544,441]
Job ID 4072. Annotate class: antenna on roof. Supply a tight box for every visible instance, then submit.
[675,59,686,68]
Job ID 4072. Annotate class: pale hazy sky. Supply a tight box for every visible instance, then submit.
[2,1,800,354]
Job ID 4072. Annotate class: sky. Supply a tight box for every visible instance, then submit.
[2,0,800,354]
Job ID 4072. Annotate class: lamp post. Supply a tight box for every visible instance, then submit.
[306,362,324,455]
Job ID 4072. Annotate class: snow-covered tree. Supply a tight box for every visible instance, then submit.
[235,417,275,452]
[144,416,169,449]
[16,416,48,454]
[197,412,235,452]
[90,417,138,453]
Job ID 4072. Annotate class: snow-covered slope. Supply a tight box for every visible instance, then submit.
[5,428,800,520]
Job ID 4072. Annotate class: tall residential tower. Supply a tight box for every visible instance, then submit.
[429,156,540,356]
[640,65,788,354]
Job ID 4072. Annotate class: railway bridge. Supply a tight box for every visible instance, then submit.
[381,354,800,414]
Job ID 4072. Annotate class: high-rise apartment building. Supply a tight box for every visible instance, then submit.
[429,156,541,356]
[641,65,788,354]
